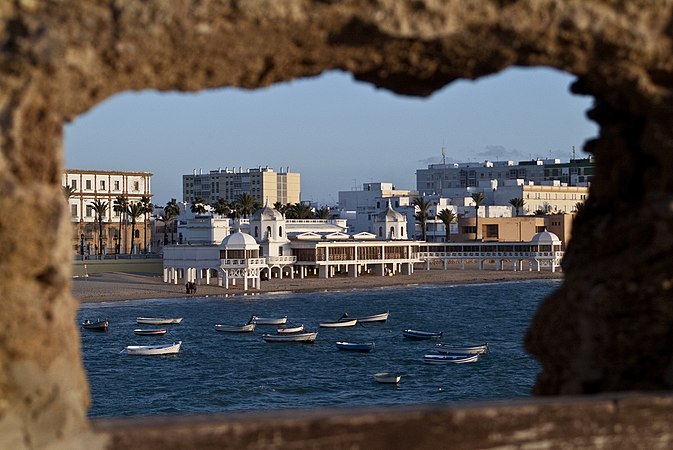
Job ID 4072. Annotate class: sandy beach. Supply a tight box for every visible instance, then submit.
[72,268,563,304]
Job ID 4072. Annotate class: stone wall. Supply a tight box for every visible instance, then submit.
[2,1,673,448]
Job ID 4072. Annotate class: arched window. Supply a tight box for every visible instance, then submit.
[279,226,283,237]
[378,226,383,237]
[401,226,404,237]
[135,230,140,238]
[266,226,271,239]
[254,226,258,238]
[390,226,395,237]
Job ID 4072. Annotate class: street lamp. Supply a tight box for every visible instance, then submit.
[113,233,118,256]
[80,233,85,258]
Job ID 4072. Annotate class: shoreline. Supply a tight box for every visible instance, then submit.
[72,269,563,304]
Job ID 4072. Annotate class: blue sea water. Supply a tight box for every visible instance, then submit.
[78,279,560,418]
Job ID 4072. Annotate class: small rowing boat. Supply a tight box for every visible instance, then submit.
[320,319,357,328]
[277,324,304,334]
[126,341,182,356]
[133,328,167,336]
[136,317,183,325]
[262,332,318,343]
[373,372,401,384]
[214,323,256,333]
[402,329,443,340]
[81,319,108,331]
[336,341,375,352]
[422,353,479,364]
[249,315,288,325]
[340,312,389,323]
[436,343,488,355]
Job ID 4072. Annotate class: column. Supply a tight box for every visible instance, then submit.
[163,267,168,283]
[319,265,329,279]
[348,264,358,278]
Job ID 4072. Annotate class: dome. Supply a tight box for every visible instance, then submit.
[375,201,405,222]
[252,199,284,221]
[530,230,561,245]
[220,231,258,249]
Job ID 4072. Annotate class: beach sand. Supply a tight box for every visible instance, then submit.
[72,268,563,304]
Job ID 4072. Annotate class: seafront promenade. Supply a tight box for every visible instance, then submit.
[72,268,562,303]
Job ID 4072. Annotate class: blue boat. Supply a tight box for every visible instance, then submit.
[402,329,443,340]
[335,341,375,352]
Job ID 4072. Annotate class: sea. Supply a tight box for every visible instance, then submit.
[78,279,560,418]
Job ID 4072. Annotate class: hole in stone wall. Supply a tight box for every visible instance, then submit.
[65,67,598,419]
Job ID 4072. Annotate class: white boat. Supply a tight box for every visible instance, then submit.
[249,315,288,325]
[277,324,304,334]
[136,317,183,325]
[214,323,255,333]
[262,332,318,343]
[422,353,479,364]
[340,312,389,323]
[402,329,443,340]
[373,372,401,384]
[126,341,182,356]
[133,328,167,336]
[320,319,357,328]
[436,343,488,355]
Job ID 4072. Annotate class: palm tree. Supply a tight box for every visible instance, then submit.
[287,203,314,219]
[164,198,180,244]
[190,197,207,215]
[437,208,456,242]
[63,185,76,199]
[127,202,144,254]
[315,206,330,219]
[273,201,291,216]
[508,197,524,216]
[212,198,231,216]
[574,202,585,213]
[140,195,153,253]
[113,195,128,253]
[412,197,432,241]
[90,199,108,256]
[235,193,259,218]
[471,192,485,241]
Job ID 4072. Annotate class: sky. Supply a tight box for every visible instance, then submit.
[64,67,598,207]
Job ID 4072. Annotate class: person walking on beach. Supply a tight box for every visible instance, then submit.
[185,282,191,294]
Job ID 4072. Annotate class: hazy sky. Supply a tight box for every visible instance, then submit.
[64,67,598,206]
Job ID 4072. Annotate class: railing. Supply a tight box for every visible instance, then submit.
[267,256,297,264]
[222,258,267,265]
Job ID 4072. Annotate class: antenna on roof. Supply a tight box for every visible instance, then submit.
[441,143,446,165]
[572,145,576,161]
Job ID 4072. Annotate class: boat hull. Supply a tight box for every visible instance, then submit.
[436,343,488,355]
[126,341,182,356]
[214,323,256,333]
[277,325,304,334]
[422,353,479,364]
[336,341,375,352]
[320,319,357,328]
[373,372,401,384]
[82,320,108,331]
[341,312,389,323]
[250,316,288,325]
[136,317,183,325]
[133,329,167,336]
[262,332,317,343]
[403,329,443,340]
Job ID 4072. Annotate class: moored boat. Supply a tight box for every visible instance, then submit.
[277,324,304,334]
[402,329,443,340]
[133,328,167,336]
[81,319,108,331]
[373,372,401,384]
[335,341,375,352]
[249,315,288,325]
[320,319,357,328]
[126,341,182,356]
[262,332,318,343]
[422,353,479,364]
[340,312,389,323]
[436,343,488,355]
[136,317,183,325]
[214,323,256,333]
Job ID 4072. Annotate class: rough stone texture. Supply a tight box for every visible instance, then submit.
[2,0,673,448]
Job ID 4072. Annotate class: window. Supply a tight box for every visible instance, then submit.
[390,226,395,237]
[486,224,499,238]
[254,226,258,238]
[85,180,91,190]
[536,226,546,233]
[70,204,78,218]
[71,180,77,190]
[378,226,383,237]
[134,181,139,191]
[86,205,93,217]
[100,180,105,190]
[462,226,477,234]
[135,230,140,238]
[114,181,120,190]
[279,226,283,237]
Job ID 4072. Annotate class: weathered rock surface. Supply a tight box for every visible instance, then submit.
[2,0,673,448]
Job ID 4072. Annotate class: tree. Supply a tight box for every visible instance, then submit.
[273,201,291,216]
[163,198,180,245]
[471,192,485,241]
[235,193,260,218]
[140,195,153,253]
[212,198,231,216]
[412,197,432,241]
[574,202,585,214]
[190,197,207,215]
[509,197,524,217]
[113,195,128,253]
[90,199,108,256]
[127,202,144,254]
[315,206,330,219]
[63,185,76,199]
[437,208,456,242]
[287,203,313,219]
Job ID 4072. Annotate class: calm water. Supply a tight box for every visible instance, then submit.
[78,279,560,418]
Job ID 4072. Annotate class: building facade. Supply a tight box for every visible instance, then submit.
[63,169,153,256]
[183,166,300,206]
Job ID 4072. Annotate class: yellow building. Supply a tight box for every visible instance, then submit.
[455,213,574,247]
